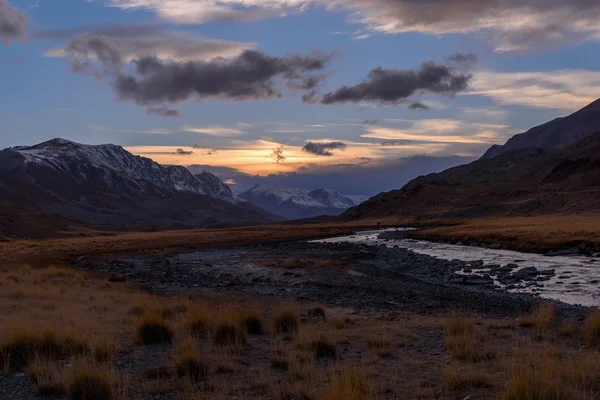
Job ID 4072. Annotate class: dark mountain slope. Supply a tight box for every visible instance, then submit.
[345,133,600,220]
[0,139,278,238]
[483,99,600,159]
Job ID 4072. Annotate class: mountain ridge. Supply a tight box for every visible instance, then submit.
[239,184,367,220]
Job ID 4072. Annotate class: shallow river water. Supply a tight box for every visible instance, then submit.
[316,229,600,307]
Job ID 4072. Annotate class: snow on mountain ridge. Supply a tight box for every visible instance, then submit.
[239,184,367,219]
[11,138,237,203]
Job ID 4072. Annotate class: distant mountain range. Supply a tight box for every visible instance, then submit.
[346,98,600,221]
[239,185,368,219]
[0,139,278,238]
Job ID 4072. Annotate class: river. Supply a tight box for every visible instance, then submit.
[315,228,600,307]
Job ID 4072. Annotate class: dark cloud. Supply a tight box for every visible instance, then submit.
[147,106,182,117]
[0,0,27,43]
[321,56,474,105]
[363,119,379,125]
[271,146,286,163]
[408,101,429,110]
[114,50,333,106]
[175,148,193,155]
[357,157,372,163]
[447,52,478,68]
[192,147,219,155]
[60,30,332,111]
[302,141,347,156]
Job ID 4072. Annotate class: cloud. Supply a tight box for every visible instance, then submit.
[362,119,378,125]
[0,0,27,43]
[176,148,194,155]
[469,69,600,110]
[408,101,429,110]
[182,125,247,136]
[147,106,182,117]
[88,124,171,134]
[104,1,600,51]
[362,119,509,144]
[46,25,253,63]
[302,141,347,156]
[271,145,286,163]
[321,56,475,106]
[98,49,331,109]
[188,154,475,196]
[192,146,219,155]
[379,139,412,146]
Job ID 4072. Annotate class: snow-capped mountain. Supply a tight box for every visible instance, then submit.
[238,185,368,220]
[0,138,277,237]
[8,138,237,203]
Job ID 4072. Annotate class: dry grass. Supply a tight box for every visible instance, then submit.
[585,310,600,347]
[520,302,556,341]
[174,343,209,383]
[445,316,495,362]
[135,314,174,345]
[412,214,600,253]
[273,306,300,334]
[183,307,210,338]
[0,330,88,372]
[326,366,369,400]
[211,312,248,347]
[68,364,114,400]
[445,367,493,391]
[239,310,264,335]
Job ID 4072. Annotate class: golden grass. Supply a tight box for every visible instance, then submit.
[521,302,556,341]
[445,367,493,391]
[445,317,495,362]
[585,310,600,347]
[135,314,173,345]
[183,307,210,338]
[273,306,300,334]
[0,330,88,372]
[211,312,248,347]
[239,310,264,335]
[174,343,209,383]
[68,365,114,400]
[326,366,369,400]
[412,214,600,253]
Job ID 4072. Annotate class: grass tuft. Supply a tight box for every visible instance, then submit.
[184,308,210,338]
[68,367,113,400]
[135,314,173,345]
[240,310,264,335]
[585,310,600,347]
[273,307,300,334]
[308,307,326,318]
[174,344,209,383]
[311,337,337,359]
[326,366,368,400]
[0,330,88,372]
[212,313,247,347]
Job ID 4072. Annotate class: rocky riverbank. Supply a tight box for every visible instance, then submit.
[76,238,592,320]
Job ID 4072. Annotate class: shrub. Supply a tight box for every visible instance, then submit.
[446,316,474,336]
[532,303,556,341]
[311,337,337,359]
[175,345,209,383]
[135,314,173,345]
[28,359,66,396]
[107,273,126,283]
[308,307,326,318]
[240,310,264,335]
[68,368,113,400]
[0,330,88,372]
[212,313,247,346]
[184,309,210,338]
[273,307,299,334]
[326,366,368,400]
[445,317,494,362]
[585,310,600,347]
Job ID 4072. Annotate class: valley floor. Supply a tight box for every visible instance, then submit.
[1,226,599,399]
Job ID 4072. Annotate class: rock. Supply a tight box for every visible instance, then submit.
[108,273,126,283]
[539,269,555,276]
[505,263,519,269]
[545,247,580,257]
[447,274,465,284]
[558,275,571,279]
[513,267,538,279]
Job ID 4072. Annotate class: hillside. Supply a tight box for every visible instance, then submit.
[483,98,600,159]
[0,139,278,238]
[344,133,600,220]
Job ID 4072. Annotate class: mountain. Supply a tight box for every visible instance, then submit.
[483,98,600,159]
[239,185,368,219]
[344,132,600,221]
[0,139,278,238]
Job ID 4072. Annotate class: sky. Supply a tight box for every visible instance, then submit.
[3,0,600,195]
